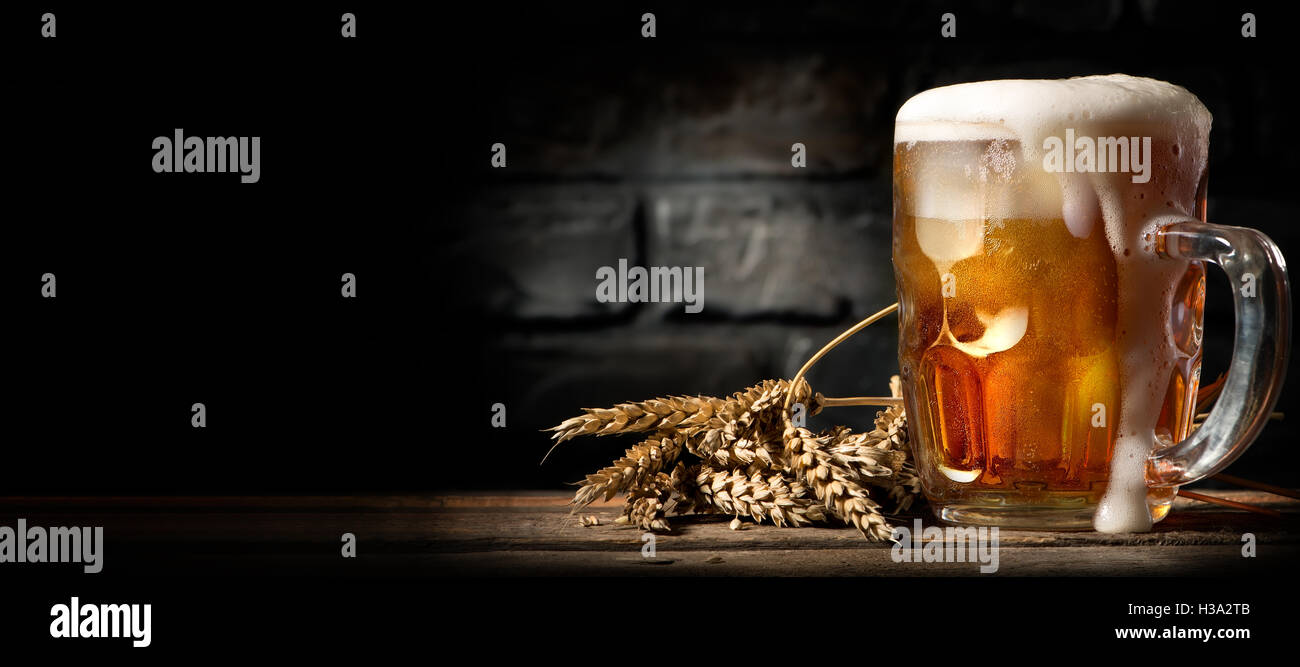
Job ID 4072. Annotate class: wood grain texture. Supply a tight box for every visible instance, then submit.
[1,490,1294,577]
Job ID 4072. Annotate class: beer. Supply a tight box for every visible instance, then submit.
[893,75,1213,529]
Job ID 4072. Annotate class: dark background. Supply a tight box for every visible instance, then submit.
[4,0,1296,494]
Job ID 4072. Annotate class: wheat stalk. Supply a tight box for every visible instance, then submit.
[782,421,896,541]
[705,423,786,471]
[681,379,819,458]
[570,434,683,510]
[621,472,675,532]
[864,399,919,513]
[550,375,920,541]
[695,465,828,527]
[546,395,727,445]
[549,303,919,539]
[618,462,700,532]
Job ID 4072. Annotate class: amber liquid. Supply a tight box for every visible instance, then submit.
[893,142,1206,513]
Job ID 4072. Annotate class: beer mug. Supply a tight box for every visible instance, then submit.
[892,75,1289,531]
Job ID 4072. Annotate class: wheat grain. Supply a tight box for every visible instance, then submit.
[570,434,682,510]
[782,421,896,540]
[546,394,727,444]
[706,425,786,471]
[622,461,703,532]
[623,471,674,532]
[682,379,819,458]
[695,465,827,527]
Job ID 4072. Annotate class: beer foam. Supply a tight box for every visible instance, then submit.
[896,75,1212,533]
[894,74,1210,151]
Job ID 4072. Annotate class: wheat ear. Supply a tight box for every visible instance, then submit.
[546,395,727,445]
[695,465,828,527]
[782,420,895,541]
[570,434,683,511]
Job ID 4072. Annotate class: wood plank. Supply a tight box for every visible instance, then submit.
[424,508,1296,552]
[422,545,1300,577]
[2,490,1294,577]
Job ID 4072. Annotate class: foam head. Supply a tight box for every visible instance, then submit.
[895,74,1211,154]
[895,75,1212,235]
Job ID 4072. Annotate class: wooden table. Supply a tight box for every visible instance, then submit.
[3,489,1296,577]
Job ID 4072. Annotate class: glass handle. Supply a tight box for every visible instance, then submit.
[1151,220,1291,486]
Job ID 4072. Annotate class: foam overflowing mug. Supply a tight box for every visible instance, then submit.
[892,74,1290,532]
